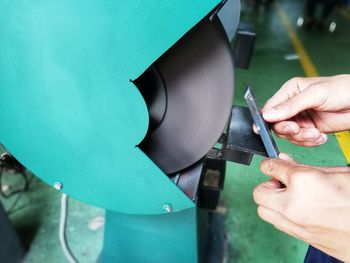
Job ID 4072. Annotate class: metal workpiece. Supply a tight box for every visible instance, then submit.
[244,86,280,158]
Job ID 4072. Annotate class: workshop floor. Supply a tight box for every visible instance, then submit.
[1,1,350,263]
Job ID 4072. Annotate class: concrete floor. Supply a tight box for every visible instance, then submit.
[2,177,104,263]
[1,0,350,262]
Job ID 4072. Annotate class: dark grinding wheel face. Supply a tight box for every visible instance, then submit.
[136,17,234,174]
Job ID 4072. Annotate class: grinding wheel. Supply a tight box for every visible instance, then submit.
[135,17,234,174]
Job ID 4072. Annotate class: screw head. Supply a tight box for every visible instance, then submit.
[163,204,173,213]
[297,17,304,27]
[329,22,336,33]
[54,182,63,190]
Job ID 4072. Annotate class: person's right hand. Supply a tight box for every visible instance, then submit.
[253,156,350,262]
[261,74,350,146]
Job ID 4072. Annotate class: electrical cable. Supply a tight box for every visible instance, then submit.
[0,158,34,214]
[6,173,34,215]
[0,151,35,214]
[0,152,29,199]
[0,167,29,199]
[59,193,78,263]
[0,149,78,262]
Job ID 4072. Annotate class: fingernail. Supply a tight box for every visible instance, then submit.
[262,180,279,188]
[279,153,293,161]
[315,133,328,144]
[262,108,277,120]
[304,129,318,139]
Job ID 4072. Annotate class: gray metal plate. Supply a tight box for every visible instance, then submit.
[139,17,234,174]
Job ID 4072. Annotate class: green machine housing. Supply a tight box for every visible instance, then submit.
[0,1,259,262]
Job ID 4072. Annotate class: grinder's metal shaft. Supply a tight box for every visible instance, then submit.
[244,86,280,158]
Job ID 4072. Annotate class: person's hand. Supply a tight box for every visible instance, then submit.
[261,74,350,146]
[253,156,350,262]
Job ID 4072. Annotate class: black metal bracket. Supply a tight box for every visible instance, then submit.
[172,106,269,206]
[207,105,268,165]
[233,22,256,69]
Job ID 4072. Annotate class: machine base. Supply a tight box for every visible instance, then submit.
[100,207,228,263]
[201,209,229,263]
[101,208,198,263]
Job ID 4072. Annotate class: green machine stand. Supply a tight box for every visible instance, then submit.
[102,208,198,263]
[101,157,227,262]
[0,1,242,262]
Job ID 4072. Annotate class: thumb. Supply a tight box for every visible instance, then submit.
[262,87,325,122]
[260,158,297,186]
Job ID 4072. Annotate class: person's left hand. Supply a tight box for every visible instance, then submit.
[253,156,350,262]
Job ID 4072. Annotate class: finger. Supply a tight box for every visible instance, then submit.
[253,181,286,211]
[262,87,329,123]
[253,124,259,134]
[260,178,285,189]
[316,166,350,173]
[300,164,350,173]
[282,128,324,142]
[276,131,327,145]
[289,133,327,147]
[263,77,322,111]
[278,153,297,164]
[272,121,300,136]
[263,78,309,110]
[257,206,310,241]
[260,158,297,185]
[289,140,325,147]
[255,121,320,144]
[294,110,317,128]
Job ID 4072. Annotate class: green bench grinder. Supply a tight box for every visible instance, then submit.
[0,1,263,262]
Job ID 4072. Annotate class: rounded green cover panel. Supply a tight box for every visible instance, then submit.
[0,1,221,214]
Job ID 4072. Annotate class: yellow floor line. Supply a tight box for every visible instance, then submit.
[335,132,350,163]
[275,2,350,163]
